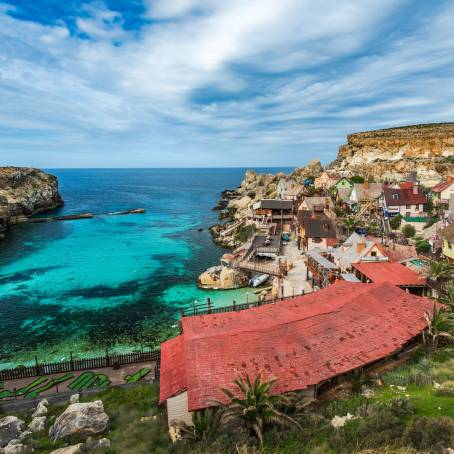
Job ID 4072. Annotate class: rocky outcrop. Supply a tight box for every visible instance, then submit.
[49,401,109,442]
[198,265,248,290]
[329,123,454,186]
[0,167,63,239]
[49,444,84,454]
[0,417,25,448]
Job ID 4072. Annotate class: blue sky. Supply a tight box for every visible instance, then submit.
[1,0,454,168]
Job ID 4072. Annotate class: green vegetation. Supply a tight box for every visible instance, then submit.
[427,259,454,280]
[415,239,431,254]
[401,224,416,238]
[390,215,402,230]
[350,175,365,184]
[235,224,257,243]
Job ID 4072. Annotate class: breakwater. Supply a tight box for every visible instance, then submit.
[28,208,146,223]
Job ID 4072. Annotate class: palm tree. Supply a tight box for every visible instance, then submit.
[350,372,374,396]
[345,216,359,235]
[179,407,223,443]
[424,303,454,349]
[220,373,301,446]
[426,260,454,281]
[440,282,454,313]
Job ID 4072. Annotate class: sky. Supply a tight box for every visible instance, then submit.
[1,0,454,168]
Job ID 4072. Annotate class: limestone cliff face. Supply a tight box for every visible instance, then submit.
[329,123,454,186]
[0,167,64,235]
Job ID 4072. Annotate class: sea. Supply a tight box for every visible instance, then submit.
[0,168,292,369]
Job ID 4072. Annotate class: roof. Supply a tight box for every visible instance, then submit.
[340,273,361,282]
[441,223,454,242]
[432,178,454,193]
[301,197,334,211]
[256,199,293,210]
[302,217,337,239]
[159,282,434,410]
[336,187,352,202]
[352,183,383,201]
[352,262,427,287]
[307,248,339,270]
[383,187,427,206]
[399,182,415,189]
[332,232,386,268]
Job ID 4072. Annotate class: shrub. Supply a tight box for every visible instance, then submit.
[432,358,454,382]
[404,416,454,452]
[382,357,433,386]
[234,224,257,243]
[351,175,365,183]
[402,224,416,238]
[390,215,402,230]
[386,397,416,418]
[415,240,431,253]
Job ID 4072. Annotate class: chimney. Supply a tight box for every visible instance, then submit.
[356,241,366,253]
[364,180,369,189]
[412,183,418,195]
[447,175,454,183]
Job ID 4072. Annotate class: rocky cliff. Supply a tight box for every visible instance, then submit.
[0,167,64,238]
[329,123,454,186]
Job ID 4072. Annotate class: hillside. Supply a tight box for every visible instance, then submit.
[329,122,454,185]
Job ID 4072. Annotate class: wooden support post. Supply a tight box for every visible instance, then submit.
[35,356,40,376]
[70,351,74,371]
[207,298,212,314]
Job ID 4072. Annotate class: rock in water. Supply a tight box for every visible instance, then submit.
[49,401,109,442]
[328,123,454,186]
[49,444,84,454]
[0,417,25,448]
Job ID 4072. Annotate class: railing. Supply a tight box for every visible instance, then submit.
[0,350,160,382]
[180,292,305,318]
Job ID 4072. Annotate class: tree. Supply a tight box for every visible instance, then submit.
[402,224,416,238]
[220,373,301,446]
[350,175,365,183]
[345,216,359,235]
[423,303,454,349]
[179,407,223,443]
[415,240,431,254]
[440,282,454,313]
[350,372,374,395]
[426,260,454,281]
[389,215,402,230]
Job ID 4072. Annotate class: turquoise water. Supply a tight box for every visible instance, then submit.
[0,168,290,368]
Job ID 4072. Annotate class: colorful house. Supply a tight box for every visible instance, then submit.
[333,177,353,191]
[298,216,337,250]
[441,223,454,262]
[382,185,428,218]
[431,176,454,207]
[159,281,434,427]
[314,171,340,190]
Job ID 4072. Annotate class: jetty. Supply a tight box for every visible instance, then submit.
[28,208,146,223]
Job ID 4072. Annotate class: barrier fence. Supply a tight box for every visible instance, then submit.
[0,350,160,382]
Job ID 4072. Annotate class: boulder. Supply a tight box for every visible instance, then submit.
[28,416,46,433]
[32,399,48,418]
[0,417,25,448]
[69,394,80,405]
[86,437,111,450]
[4,444,28,454]
[49,401,109,442]
[49,444,84,454]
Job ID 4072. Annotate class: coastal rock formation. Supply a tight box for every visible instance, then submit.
[49,401,109,442]
[329,123,454,186]
[0,167,63,238]
[198,265,248,290]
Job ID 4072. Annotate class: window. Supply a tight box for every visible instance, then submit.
[406,204,411,209]
[371,251,377,257]
[406,212,410,218]
[392,193,399,200]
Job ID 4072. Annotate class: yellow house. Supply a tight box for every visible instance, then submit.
[441,223,454,262]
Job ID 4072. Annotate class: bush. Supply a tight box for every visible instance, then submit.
[390,215,402,230]
[234,224,257,243]
[351,175,365,183]
[404,416,454,452]
[415,240,431,253]
[357,412,406,449]
[402,224,416,238]
[386,397,416,418]
[382,357,433,387]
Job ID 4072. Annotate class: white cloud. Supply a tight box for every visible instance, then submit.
[0,0,454,167]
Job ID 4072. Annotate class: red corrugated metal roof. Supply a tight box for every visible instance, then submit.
[353,262,426,286]
[432,179,454,193]
[159,282,432,410]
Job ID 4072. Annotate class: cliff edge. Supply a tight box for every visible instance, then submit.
[0,167,64,238]
[329,123,454,185]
